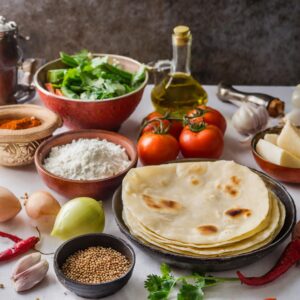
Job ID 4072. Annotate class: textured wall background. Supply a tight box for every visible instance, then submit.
[1,0,299,85]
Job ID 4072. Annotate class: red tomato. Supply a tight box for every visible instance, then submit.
[142,111,169,134]
[168,120,183,140]
[142,111,183,139]
[137,133,180,165]
[179,124,224,158]
[144,111,164,121]
[186,105,226,134]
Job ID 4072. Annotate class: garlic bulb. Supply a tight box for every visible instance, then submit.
[232,103,269,135]
[292,84,300,108]
[283,109,300,127]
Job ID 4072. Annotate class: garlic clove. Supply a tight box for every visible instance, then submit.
[291,84,300,108]
[11,253,41,280]
[283,109,300,127]
[12,259,49,292]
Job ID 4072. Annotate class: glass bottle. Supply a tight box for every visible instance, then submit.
[151,25,208,117]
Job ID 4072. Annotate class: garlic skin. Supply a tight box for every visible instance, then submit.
[11,253,41,279]
[283,84,300,126]
[11,253,49,292]
[232,103,269,135]
[283,109,300,127]
[291,84,300,108]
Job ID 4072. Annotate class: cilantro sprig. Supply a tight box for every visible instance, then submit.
[144,263,238,300]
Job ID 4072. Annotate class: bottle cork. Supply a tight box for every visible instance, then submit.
[173,25,191,46]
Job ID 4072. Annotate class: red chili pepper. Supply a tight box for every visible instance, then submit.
[237,239,300,286]
[0,231,22,243]
[0,236,39,262]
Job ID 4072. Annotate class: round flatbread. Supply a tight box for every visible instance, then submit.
[122,161,271,246]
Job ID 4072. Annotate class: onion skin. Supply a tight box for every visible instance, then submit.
[0,186,21,222]
[24,191,61,220]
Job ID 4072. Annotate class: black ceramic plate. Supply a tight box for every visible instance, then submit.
[112,162,296,272]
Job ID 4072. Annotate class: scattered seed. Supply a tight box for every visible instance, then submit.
[61,246,130,284]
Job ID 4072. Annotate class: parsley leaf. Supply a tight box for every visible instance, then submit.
[160,263,171,278]
[177,283,204,300]
[144,264,238,300]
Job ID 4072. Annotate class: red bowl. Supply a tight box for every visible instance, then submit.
[34,130,138,199]
[251,126,300,184]
[34,54,148,131]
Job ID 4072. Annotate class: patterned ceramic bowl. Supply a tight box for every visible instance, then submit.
[0,104,62,167]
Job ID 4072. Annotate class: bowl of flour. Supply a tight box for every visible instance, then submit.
[34,130,137,199]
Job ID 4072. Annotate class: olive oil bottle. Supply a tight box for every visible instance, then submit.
[151,26,208,117]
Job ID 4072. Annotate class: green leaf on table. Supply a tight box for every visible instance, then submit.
[177,283,203,300]
[144,264,238,300]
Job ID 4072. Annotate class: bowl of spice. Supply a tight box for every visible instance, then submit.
[54,233,135,298]
[34,129,137,198]
[0,104,62,167]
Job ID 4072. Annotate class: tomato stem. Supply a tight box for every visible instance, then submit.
[139,112,182,139]
[188,121,207,132]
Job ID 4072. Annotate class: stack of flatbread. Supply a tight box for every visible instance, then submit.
[122,161,285,257]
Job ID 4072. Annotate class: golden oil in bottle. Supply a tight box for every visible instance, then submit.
[151,26,208,117]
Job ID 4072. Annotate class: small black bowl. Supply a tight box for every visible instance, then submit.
[54,233,135,299]
[112,162,296,272]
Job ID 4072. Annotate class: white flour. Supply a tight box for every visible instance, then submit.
[43,138,131,180]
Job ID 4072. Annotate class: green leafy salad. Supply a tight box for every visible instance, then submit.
[45,50,146,100]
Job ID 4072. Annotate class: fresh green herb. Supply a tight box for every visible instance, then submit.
[45,50,146,100]
[144,263,238,300]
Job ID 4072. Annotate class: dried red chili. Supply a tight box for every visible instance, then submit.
[0,231,39,262]
[237,239,300,286]
[0,231,22,243]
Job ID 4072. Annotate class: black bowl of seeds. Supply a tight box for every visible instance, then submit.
[54,233,135,298]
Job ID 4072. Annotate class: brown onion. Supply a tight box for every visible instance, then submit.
[24,191,60,219]
[0,186,21,222]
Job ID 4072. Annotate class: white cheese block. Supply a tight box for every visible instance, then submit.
[256,139,300,168]
[264,133,278,145]
[277,121,300,159]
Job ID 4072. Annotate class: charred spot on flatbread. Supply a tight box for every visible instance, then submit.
[142,194,182,213]
[231,176,241,185]
[197,225,218,235]
[191,178,200,185]
[225,208,252,218]
[190,165,207,175]
[224,184,238,197]
[216,181,240,198]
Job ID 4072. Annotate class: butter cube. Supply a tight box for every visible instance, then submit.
[256,139,300,168]
[277,121,300,159]
[264,133,278,145]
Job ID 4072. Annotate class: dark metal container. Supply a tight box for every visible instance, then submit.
[0,27,19,105]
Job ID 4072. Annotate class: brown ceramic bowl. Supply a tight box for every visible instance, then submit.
[34,54,148,131]
[34,130,137,199]
[251,126,300,183]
